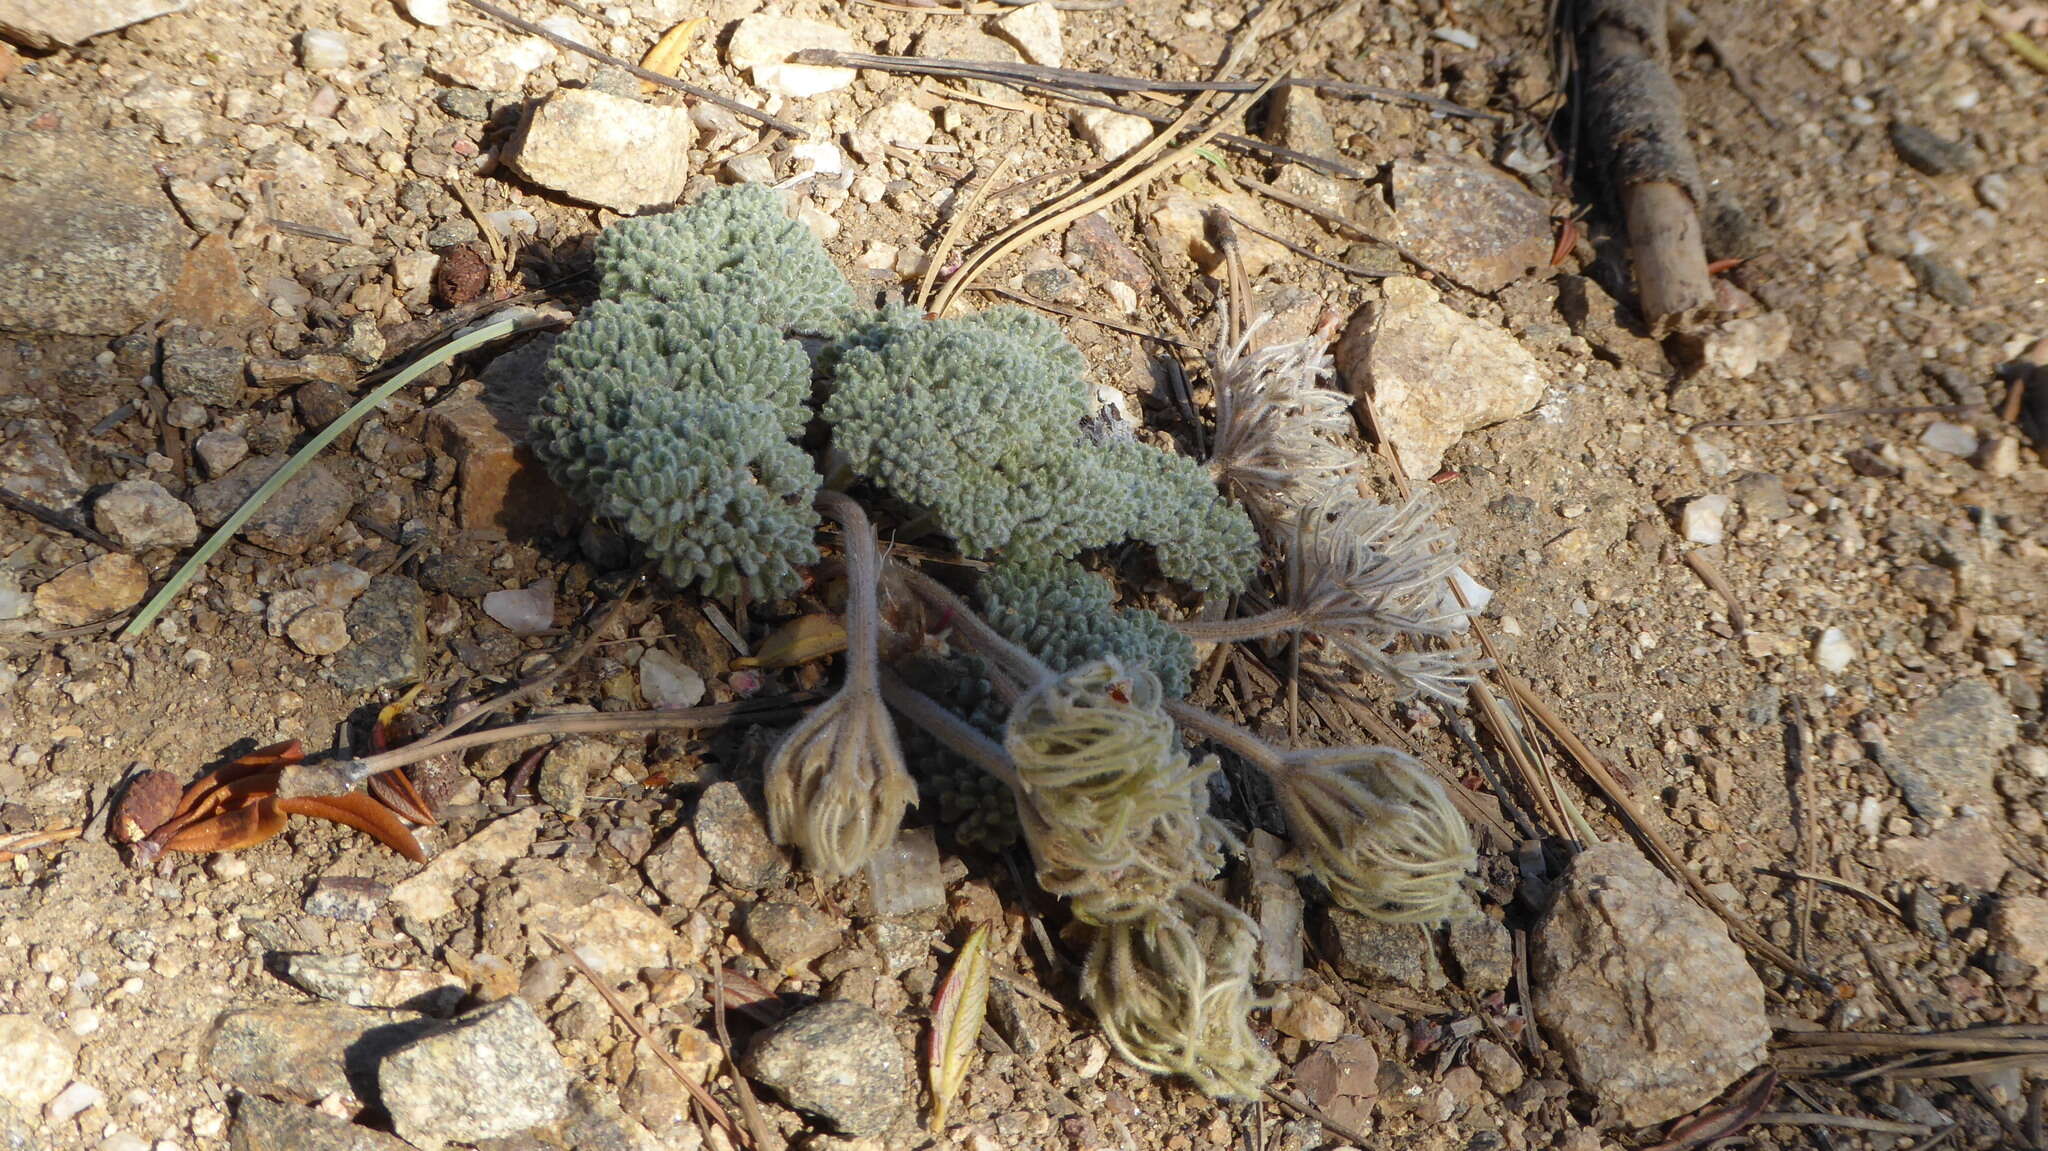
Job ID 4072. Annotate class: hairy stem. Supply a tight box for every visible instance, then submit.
[888,562,1050,687]
[877,669,1021,790]
[817,490,881,688]
[1161,699,1286,775]
[278,700,809,797]
[1168,607,1306,644]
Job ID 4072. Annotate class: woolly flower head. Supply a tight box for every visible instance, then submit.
[763,686,918,878]
[1288,489,1479,704]
[1003,658,1220,924]
[1080,891,1278,1100]
[1269,745,1475,923]
[1206,314,1355,519]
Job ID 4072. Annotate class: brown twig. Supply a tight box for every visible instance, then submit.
[791,50,1494,119]
[1263,1086,1374,1147]
[457,0,804,137]
[920,154,1015,314]
[1683,403,1984,431]
[713,965,776,1150]
[1217,207,1395,279]
[308,699,811,782]
[448,180,508,272]
[794,50,1371,180]
[1757,867,1906,923]
[1680,550,1748,636]
[1503,671,1818,984]
[1755,1113,1932,1136]
[0,826,82,862]
[543,932,745,1144]
[1784,698,1816,965]
[0,489,122,551]
[972,285,1197,349]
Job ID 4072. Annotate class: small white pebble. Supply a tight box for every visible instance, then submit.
[1976,434,2019,478]
[298,29,349,71]
[400,0,451,26]
[1919,420,1979,458]
[482,581,555,635]
[638,649,707,709]
[1814,627,1856,673]
[1681,494,1730,545]
[48,1082,105,1122]
[1431,25,1479,49]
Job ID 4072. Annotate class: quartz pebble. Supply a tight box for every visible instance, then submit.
[298,29,349,71]
[46,1081,104,1121]
[726,14,857,98]
[638,649,705,709]
[1920,421,1979,458]
[1681,494,1729,545]
[482,581,554,635]
[401,0,451,26]
[1814,627,1855,673]
[1068,107,1153,161]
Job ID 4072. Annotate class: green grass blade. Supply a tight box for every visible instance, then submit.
[120,316,524,641]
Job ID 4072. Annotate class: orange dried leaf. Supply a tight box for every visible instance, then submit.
[639,18,705,92]
[927,925,990,1131]
[163,797,288,854]
[277,794,428,862]
[368,768,438,827]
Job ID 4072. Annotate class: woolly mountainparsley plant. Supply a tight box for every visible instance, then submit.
[528,185,1482,1102]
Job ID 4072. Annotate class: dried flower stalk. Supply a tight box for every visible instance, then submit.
[763,491,918,877]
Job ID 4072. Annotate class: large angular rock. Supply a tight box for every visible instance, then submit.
[205,1004,435,1108]
[1336,276,1546,479]
[1882,814,2011,892]
[228,1095,413,1151]
[378,998,569,1150]
[0,129,187,335]
[426,334,575,538]
[509,89,697,213]
[728,14,858,97]
[1389,157,1552,294]
[0,0,186,50]
[1882,679,2019,816]
[743,1001,908,1136]
[484,859,680,978]
[1533,843,1768,1126]
[32,553,149,627]
[189,456,353,555]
